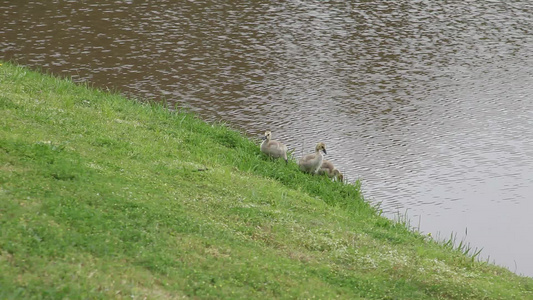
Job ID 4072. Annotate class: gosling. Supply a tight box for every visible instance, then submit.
[260,131,288,164]
[298,142,327,174]
[318,160,344,182]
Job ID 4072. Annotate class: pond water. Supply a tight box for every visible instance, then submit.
[2,1,532,276]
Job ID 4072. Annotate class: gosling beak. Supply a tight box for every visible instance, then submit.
[322,149,327,155]
[261,136,267,140]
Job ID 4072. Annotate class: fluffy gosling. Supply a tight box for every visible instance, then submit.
[318,159,344,182]
[298,142,327,174]
[260,131,288,164]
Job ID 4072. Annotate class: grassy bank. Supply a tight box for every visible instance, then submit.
[1,62,532,299]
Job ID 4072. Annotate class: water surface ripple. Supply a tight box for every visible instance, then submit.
[2,1,533,276]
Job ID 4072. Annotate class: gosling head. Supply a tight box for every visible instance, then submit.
[262,131,272,141]
[315,142,327,155]
[334,169,344,182]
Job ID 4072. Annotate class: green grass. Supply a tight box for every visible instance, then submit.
[1,61,532,299]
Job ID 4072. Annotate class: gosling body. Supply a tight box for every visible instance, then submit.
[260,131,288,164]
[298,142,327,174]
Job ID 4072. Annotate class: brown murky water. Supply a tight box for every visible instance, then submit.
[2,1,533,276]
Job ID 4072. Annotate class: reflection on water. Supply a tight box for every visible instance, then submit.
[2,1,533,276]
